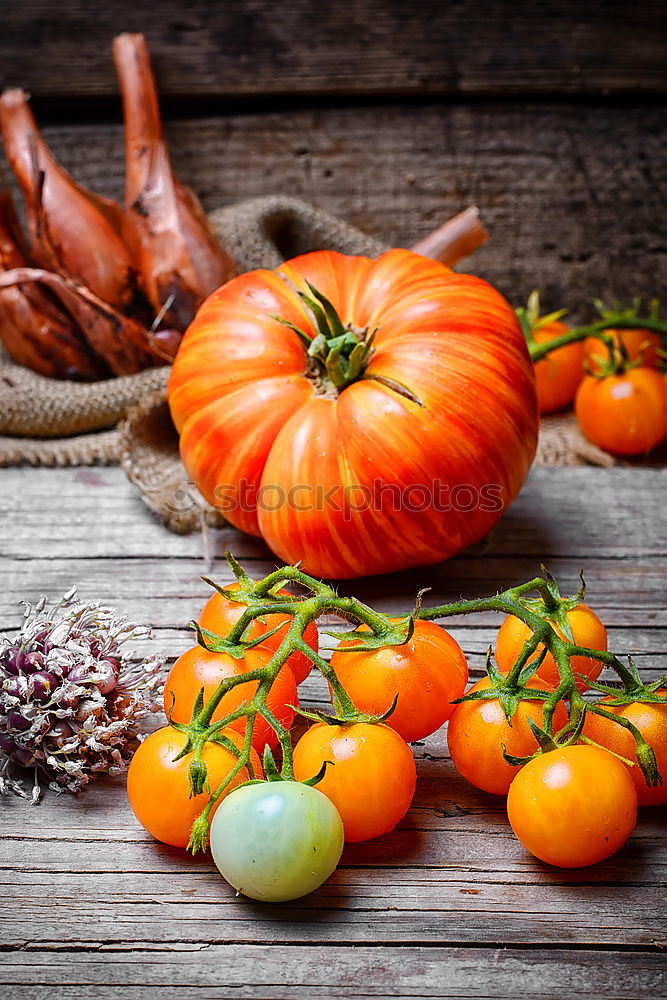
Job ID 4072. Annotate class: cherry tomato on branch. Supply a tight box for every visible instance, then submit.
[199,581,318,684]
[446,677,569,795]
[532,318,584,414]
[293,722,416,842]
[163,645,297,751]
[495,603,607,692]
[330,619,468,742]
[127,726,261,849]
[507,745,637,867]
[575,368,667,456]
[583,690,667,806]
[583,328,662,376]
[210,780,344,902]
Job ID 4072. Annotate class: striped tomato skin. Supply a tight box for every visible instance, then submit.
[168,249,538,578]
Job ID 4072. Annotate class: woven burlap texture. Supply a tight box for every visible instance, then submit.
[0,193,616,524]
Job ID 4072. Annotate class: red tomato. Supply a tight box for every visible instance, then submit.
[507,745,637,867]
[293,722,416,842]
[446,677,569,795]
[532,319,584,413]
[168,249,538,578]
[583,690,667,806]
[163,645,297,751]
[495,603,607,692]
[330,619,468,742]
[584,328,661,376]
[575,369,667,456]
[199,581,318,684]
[127,726,261,848]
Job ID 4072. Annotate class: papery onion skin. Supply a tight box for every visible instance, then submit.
[0,267,162,376]
[0,89,144,315]
[0,190,105,379]
[113,33,236,333]
[169,249,538,579]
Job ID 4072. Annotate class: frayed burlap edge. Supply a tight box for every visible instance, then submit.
[0,427,122,467]
[535,414,616,468]
[117,392,224,535]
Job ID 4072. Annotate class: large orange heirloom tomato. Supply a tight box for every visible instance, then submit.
[169,249,538,578]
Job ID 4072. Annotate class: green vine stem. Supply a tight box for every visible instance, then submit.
[173,554,666,853]
[525,297,667,363]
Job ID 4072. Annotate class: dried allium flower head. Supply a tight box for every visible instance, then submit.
[0,587,165,799]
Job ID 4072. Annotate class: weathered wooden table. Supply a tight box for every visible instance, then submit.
[1,465,665,997]
[1,2,666,995]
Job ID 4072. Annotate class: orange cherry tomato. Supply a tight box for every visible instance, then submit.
[532,319,584,414]
[583,328,661,376]
[293,722,416,842]
[507,745,637,867]
[575,368,667,456]
[446,677,569,795]
[127,726,261,848]
[582,690,667,806]
[199,581,318,684]
[495,603,607,692]
[330,619,468,743]
[163,645,297,751]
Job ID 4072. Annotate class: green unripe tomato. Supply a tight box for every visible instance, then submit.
[210,780,344,902]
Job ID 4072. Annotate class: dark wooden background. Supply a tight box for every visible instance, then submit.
[1,1,665,314]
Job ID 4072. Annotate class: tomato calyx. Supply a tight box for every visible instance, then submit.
[510,565,585,644]
[585,656,667,707]
[273,279,376,393]
[515,289,569,352]
[582,332,651,378]
[294,694,400,729]
[452,646,551,726]
[273,279,422,403]
[327,589,428,654]
[502,699,589,768]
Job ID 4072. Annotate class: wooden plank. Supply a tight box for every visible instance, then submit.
[0,103,658,310]
[1,944,665,998]
[2,1,666,99]
[2,467,665,561]
[2,551,667,623]
[1,717,664,950]
[1,468,666,990]
[1,871,665,949]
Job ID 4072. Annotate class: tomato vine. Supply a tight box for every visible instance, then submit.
[169,554,666,853]
[524,297,667,364]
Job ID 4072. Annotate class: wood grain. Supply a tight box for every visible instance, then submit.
[3,947,666,999]
[1,1,666,100]
[1,103,661,311]
[1,467,666,996]
[2,466,665,561]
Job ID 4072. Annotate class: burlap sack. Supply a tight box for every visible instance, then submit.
[0,193,617,531]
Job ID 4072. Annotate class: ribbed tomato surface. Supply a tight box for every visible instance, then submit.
[169,249,538,578]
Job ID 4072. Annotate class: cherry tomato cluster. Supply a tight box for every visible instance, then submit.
[126,559,666,900]
[519,294,667,457]
[450,598,666,867]
[128,578,470,896]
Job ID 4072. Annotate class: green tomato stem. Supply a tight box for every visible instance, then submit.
[178,555,663,853]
